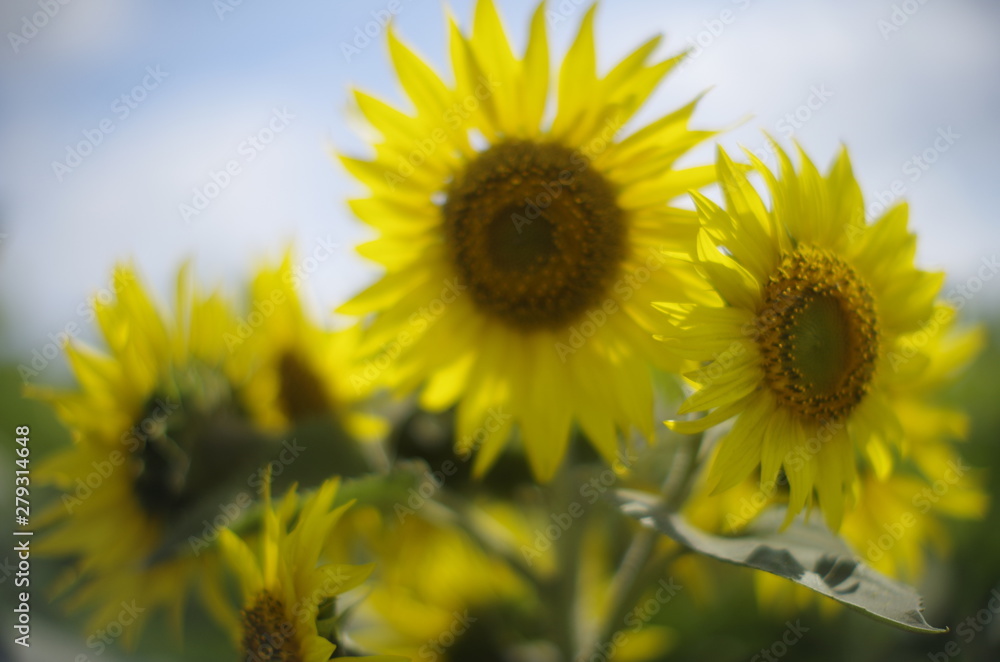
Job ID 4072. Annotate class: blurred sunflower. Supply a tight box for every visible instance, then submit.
[237,251,386,441]
[658,143,950,530]
[334,502,531,660]
[30,264,276,644]
[340,0,716,480]
[843,307,987,579]
[219,477,398,661]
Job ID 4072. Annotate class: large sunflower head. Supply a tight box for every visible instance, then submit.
[236,251,387,441]
[340,0,716,481]
[659,142,954,530]
[219,477,396,661]
[30,263,270,644]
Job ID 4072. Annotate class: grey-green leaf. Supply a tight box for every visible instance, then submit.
[612,489,945,634]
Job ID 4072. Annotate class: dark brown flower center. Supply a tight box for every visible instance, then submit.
[755,247,879,423]
[443,140,626,331]
[241,591,302,662]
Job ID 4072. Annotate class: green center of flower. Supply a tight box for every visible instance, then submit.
[130,364,261,520]
[755,247,879,423]
[241,591,302,662]
[443,140,626,331]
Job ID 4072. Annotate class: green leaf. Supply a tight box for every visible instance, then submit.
[611,489,946,634]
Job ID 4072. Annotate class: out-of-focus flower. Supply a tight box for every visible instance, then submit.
[237,251,386,441]
[334,502,531,660]
[30,264,262,644]
[845,310,987,579]
[339,0,716,481]
[219,477,398,661]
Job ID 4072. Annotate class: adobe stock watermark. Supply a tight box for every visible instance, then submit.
[580,578,682,662]
[775,85,834,139]
[18,269,137,383]
[520,450,637,566]
[545,0,589,28]
[75,600,146,659]
[7,0,72,54]
[242,565,362,662]
[418,611,478,661]
[554,246,671,363]
[188,438,307,556]
[677,0,754,68]
[928,588,1000,661]
[179,107,295,223]
[749,620,810,662]
[213,0,251,21]
[381,76,501,191]
[52,66,169,182]
[223,235,340,352]
[340,0,410,62]
[60,398,181,514]
[745,84,835,167]
[723,419,845,533]
[510,112,625,236]
[865,126,960,220]
[680,269,833,389]
[349,276,467,393]
[882,279,995,375]
[878,0,933,40]
[943,255,999,312]
[867,457,971,564]
[395,407,512,523]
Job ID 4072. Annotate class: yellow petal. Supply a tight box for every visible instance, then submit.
[386,28,453,118]
[551,5,598,141]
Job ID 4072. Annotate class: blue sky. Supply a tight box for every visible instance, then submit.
[1,0,999,367]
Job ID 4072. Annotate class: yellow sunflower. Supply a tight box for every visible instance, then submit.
[658,142,950,530]
[333,502,530,660]
[339,0,716,480]
[235,251,386,441]
[219,477,399,661]
[846,307,987,578]
[672,310,986,617]
[30,263,265,644]
[888,305,985,467]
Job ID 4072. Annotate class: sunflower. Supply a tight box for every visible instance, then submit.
[658,142,950,530]
[235,251,386,441]
[30,264,274,644]
[338,0,716,480]
[219,477,399,661]
[333,502,531,660]
[844,307,987,578]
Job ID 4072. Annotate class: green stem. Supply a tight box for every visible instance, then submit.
[550,469,586,661]
[435,492,546,595]
[576,433,703,661]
